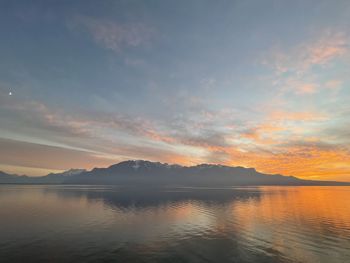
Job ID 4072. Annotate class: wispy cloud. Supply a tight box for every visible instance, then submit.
[0,137,114,171]
[264,31,347,75]
[69,15,155,53]
[304,32,347,67]
[1,93,349,180]
[262,30,348,96]
[295,83,318,95]
[0,96,198,169]
[268,110,327,122]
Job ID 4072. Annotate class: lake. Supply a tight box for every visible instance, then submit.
[0,185,349,262]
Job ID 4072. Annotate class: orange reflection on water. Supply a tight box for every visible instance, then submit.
[232,187,350,231]
[230,187,350,262]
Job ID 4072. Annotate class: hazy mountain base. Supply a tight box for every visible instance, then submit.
[0,160,349,186]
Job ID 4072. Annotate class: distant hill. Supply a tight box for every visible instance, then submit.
[0,160,349,186]
[0,169,86,184]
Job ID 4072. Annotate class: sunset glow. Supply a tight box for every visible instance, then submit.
[0,1,350,181]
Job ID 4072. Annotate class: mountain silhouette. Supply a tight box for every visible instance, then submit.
[1,160,349,186]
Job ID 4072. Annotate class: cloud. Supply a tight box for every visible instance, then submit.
[268,110,327,122]
[325,80,342,90]
[207,139,350,181]
[295,83,318,95]
[1,94,244,169]
[0,98,94,143]
[0,138,114,172]
[265,31,347,75]
[1,94,350,181]
[70,15,155,52]
[0,97,197,169]
[240,124,284,145]
[305,32,347,67]
[262,30,348,97]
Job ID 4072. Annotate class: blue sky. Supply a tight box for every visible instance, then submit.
[0,0,350,180]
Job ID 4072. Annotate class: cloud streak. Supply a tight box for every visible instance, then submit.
[1,93,350,180]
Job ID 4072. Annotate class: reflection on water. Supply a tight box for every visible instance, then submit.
[0,185,350,263]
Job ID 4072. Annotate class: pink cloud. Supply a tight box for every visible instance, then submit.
[263,31,348,97]
[305,32,347,66]
[295,83,318,95]
[266,31,347,75]
[325,80,342,90]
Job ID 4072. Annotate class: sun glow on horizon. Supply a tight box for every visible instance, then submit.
[0,1,350,182]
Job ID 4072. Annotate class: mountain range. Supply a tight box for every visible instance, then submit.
[0,160,349,186]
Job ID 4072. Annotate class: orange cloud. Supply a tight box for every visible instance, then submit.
[240,123,285,145]
[296,83,317,95]
[238,110,328,147]
[305,33,347,66]
[269,110,327,122]
[223,143,350,182]
[1,96,349,182]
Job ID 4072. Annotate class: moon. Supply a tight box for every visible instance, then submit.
[9,92,12,96]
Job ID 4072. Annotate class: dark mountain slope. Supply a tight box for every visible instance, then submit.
[1,160,349,186]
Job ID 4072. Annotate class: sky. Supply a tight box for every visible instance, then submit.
[0,0,350,181]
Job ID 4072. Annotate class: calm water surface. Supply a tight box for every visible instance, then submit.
[0,185,349,263]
